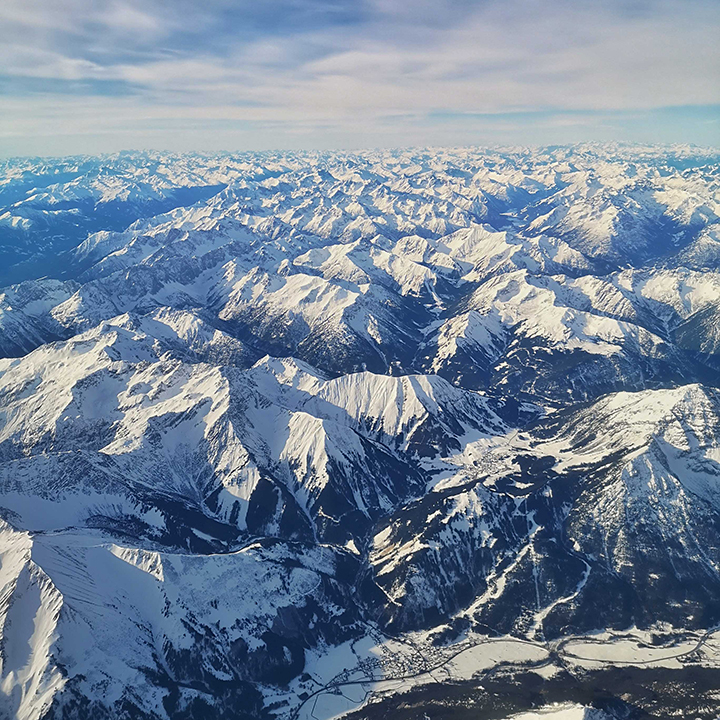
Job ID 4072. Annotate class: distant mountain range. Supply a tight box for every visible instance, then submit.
[1,144,720,720]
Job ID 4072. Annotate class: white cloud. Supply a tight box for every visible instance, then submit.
[0,0,718,153]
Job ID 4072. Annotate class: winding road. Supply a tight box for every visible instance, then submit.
[288,625,719,720]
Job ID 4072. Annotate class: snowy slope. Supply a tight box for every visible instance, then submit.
[0,144,719,719]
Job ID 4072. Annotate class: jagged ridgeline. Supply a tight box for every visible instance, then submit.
[0,145,719,720]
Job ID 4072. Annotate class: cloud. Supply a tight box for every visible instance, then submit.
[0,0,718,154]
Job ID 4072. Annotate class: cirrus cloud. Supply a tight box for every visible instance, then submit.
[0,0,718,155]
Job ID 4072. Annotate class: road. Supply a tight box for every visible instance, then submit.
[288,625,719,720]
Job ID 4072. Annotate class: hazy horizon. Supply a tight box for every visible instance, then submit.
[1,0,718,157]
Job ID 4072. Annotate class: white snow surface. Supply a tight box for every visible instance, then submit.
[1,144,720,719]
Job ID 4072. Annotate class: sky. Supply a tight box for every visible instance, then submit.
[1,0,719,156]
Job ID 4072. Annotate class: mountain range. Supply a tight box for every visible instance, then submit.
[1,144,720,720]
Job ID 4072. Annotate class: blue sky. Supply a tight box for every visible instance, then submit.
[1,0,718,156]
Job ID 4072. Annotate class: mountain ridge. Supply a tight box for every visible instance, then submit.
[0,144,719,720]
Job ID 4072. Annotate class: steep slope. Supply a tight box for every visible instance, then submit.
[0,322,503,547]
[424,267,720,400]
[0,144,719,719]
[0,521,357,720]
[366,384,720,638]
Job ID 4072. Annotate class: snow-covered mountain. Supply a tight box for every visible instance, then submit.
[0,144,719,720]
